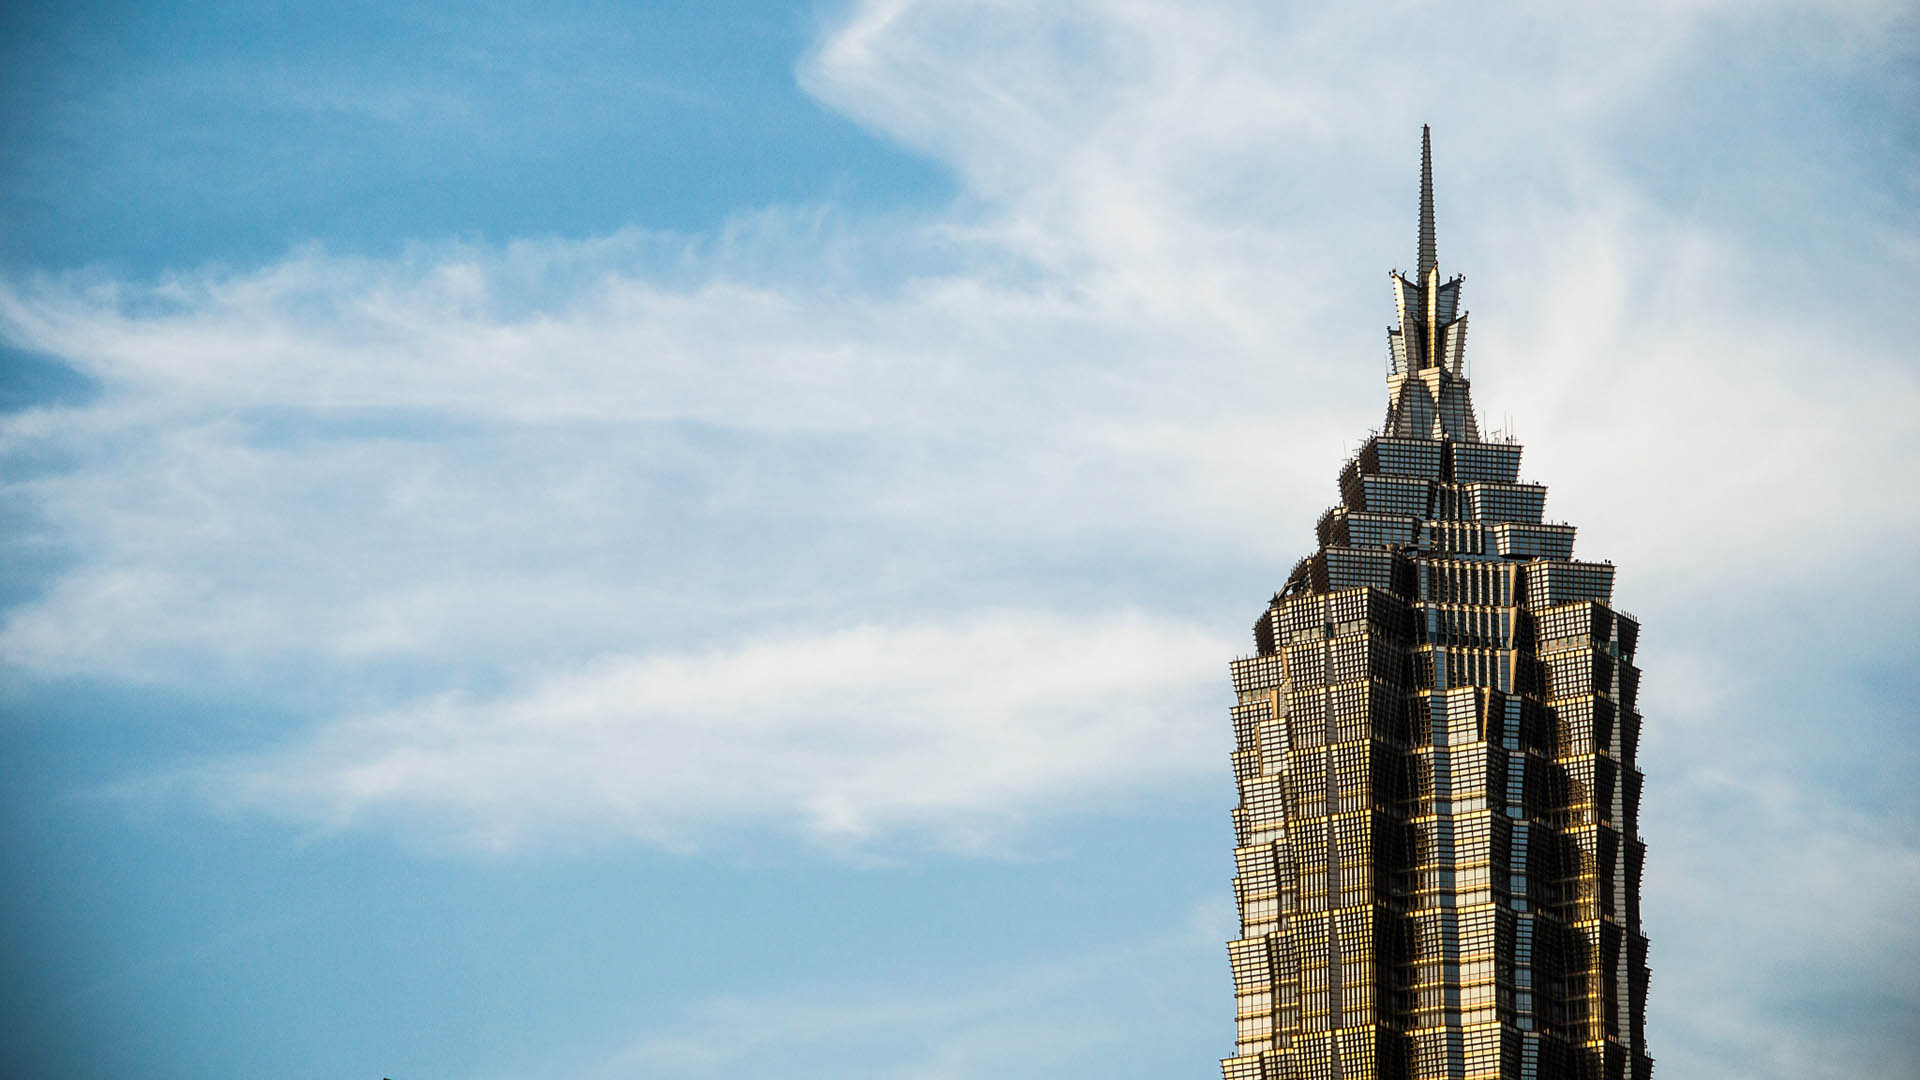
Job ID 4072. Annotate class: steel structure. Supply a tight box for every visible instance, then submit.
[1221,128,1652,1080]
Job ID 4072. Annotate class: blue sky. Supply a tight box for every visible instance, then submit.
[2,2,1916,1077]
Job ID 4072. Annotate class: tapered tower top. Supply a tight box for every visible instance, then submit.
[1417,124,1437,278]
[1384,125,1475,437]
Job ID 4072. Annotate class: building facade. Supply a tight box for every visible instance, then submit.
[1221,129,1652,1080]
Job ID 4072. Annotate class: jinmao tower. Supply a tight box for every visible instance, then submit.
[1221,129,1652,1080]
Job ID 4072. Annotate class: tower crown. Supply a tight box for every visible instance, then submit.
[1385,126,1474,439]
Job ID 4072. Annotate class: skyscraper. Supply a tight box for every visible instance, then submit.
[1221,129,1652,1080]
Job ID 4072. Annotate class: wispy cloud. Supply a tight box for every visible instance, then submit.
[3,2,1917,1075]
[0,0,1912,953]
[553,904,1228,1080]
[4,2,1914,1076]
[158,610,1229,852]
[1647,770,1920,1080]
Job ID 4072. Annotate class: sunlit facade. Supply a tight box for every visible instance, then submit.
[1221,129,1652,1080]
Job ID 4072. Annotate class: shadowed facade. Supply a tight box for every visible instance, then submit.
[1221,128,1653,1080]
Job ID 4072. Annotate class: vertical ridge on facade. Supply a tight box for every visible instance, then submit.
[1222,130,1653,1080]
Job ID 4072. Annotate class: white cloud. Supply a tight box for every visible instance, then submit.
[1645,774,1920,1080]
[3,2,1915,1071]
[166,611,1231,852]
[0,1,1912,864]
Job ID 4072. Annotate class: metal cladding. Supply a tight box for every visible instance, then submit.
[1221,132,1653,1080]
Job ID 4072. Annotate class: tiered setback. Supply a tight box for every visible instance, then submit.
[1222,135,1651,1080]
[1224,446,1651,1079]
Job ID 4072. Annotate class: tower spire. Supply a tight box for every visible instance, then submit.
[1417,124,1437,278]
